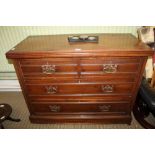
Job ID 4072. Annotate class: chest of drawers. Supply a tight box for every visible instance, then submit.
[6,34,153,124]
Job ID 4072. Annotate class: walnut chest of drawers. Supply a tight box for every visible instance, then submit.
[6,34,153,124]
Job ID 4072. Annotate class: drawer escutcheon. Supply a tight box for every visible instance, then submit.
[103,64,117,73]
[102,85,114,93]
[45,86,57,94]
[49,105,60,112]
[41,64,55,74]
[98,105,111,112]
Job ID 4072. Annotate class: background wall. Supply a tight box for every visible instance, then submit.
[0,26,139,78]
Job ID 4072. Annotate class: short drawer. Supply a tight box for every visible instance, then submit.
[26,83,134,95]
[30,102,130,114]
[80,57,140,74]
[20,58,78,76]
[21,65,78,76]
[81,63,139,74]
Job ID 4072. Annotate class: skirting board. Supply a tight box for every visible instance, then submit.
[0,80,21,91]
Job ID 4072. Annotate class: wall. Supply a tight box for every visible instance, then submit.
[0,26,139,78]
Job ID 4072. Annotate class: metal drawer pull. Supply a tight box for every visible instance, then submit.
[45,86,57,94]
[98,105,111,112]
[49,105,60,112]
[103,64,117,73]
[41,64,55,74]
[102,85,113,93]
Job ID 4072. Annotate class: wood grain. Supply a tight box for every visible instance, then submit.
[5,34,153,124]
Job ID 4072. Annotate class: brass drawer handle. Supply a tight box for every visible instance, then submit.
[103,64,117,73]
[41,64,55,74]
[45,86,57,94]
[102,85,113,93]
[98,105,111,112]
[49,105,60,112]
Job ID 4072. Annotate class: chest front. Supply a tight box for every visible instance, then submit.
[6,34,153,124]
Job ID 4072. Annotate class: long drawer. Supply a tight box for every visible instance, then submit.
[30,102,130,114]
[29,95,132,103]
[26,83,134,95]
[24,74,137,84]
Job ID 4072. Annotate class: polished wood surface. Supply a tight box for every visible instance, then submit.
[30,102,130,114]
[19,57,140,75]
[6,34,153,124]
[26,83,134,95]
[6,34,153,58]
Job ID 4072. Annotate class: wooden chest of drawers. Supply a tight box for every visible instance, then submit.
[6,34,153,124]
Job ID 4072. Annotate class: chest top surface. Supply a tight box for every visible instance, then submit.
[6,33,153,58]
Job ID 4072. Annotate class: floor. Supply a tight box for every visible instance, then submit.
[0,92,143,129]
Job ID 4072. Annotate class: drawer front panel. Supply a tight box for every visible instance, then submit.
[26,83,134,95]
[20,58,78,76]
[24,74,136,84]
[80,57,140,74]
[29,95,132,103]
[30,102,130,114]
[81,63,139,73]
[21,65,77,74]
[20,57,141,77]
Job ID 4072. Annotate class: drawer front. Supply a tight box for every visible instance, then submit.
[20,57,141,78]
[29,95,132,103]
[26,83,134,95]
[81,64,139,74]
[20,58,78,77]
[80,57,140,74]
[21,65,78,77]
[30,102,130,114]
[21,65,77,74]
[24,74,137,84]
